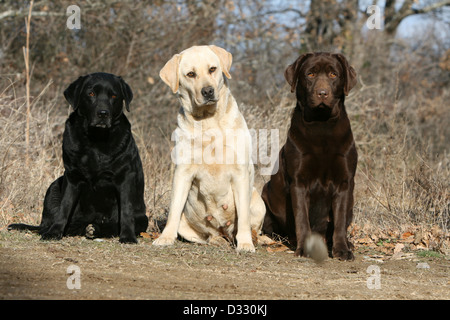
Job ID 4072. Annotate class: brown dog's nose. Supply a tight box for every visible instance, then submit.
[317,89,329,99]
[201,86,215,99]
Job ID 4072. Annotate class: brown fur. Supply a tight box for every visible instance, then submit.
[262,52,358,261]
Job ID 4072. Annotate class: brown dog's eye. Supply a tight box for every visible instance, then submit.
[89,91,95,97]
[307,72,315,78]
[329,72,337,78]
[187,72,196,78]
[209,67,217,74]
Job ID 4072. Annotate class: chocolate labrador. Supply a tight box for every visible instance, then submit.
[262,52,357,261]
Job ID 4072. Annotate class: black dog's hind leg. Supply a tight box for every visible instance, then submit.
[41,177,79,241]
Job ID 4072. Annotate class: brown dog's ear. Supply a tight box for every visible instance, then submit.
[284,53,313,93]
[334,53,357,96]
[209,45,232,79]
[160,54,181,94]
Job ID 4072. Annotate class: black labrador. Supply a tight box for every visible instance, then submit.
[8,73,148,243]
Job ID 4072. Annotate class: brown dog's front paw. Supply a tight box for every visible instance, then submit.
[332,245,354,261]
[294,246,306,257]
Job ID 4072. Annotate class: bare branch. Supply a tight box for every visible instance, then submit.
[0,10,64,20]
[385,0,450,34]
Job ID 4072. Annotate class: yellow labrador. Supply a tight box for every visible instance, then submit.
[153,45,268,252]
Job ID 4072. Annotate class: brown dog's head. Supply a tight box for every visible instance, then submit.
[285,52,356,121]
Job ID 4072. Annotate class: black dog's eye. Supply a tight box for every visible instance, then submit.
[209,67,217,74]
[187,71,196,78]
[112,95,117,99]
[89,91,95,97]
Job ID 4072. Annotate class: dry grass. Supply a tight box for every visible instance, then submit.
[348,76,449,252]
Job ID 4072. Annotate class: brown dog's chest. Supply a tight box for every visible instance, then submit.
[300,152,353,191]
[286,120,357,192]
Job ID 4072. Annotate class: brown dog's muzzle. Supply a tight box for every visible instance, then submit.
[311,78,333,107]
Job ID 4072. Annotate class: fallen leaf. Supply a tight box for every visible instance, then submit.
[379,242,395,249]
[394,243,405,254]
[401,231,414,239]
[391,243,405,260]
[140,232,151,239]
[140,232,160,240]
[355,237,373,245]
[266,244,290,253]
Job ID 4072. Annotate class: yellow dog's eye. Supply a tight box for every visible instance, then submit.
[89,91,95,97]
[187,71,196,78]
[209,67,217,74]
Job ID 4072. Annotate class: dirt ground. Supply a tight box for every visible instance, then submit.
[0,230,448,301]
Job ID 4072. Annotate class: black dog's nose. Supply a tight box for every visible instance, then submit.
[97,110,110,119]
[201,86,215,99]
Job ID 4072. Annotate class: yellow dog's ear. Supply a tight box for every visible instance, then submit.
[209,45,232,79]
[160,54,181,94]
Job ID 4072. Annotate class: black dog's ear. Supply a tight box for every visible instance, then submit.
[334,53,357,96]
[285,53,313,93]
[118,76,133,112]
[64,75,89,110]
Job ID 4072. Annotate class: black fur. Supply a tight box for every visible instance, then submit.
[8,73,148,243]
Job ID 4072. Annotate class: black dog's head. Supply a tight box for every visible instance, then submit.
[64,72,133,129]
[285,52,356,121]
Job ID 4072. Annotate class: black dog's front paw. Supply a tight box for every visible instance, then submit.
[40,224,64,241]
[119,234,138,244]
[41,230,63,241]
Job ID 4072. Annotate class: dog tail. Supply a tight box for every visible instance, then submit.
[305,233,328,263]
[8,223,40,232]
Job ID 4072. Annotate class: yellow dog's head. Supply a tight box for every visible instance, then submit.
[160,45,232,117]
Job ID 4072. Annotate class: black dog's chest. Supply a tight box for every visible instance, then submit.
[81,148,111,169]
[64,141,122,187]
[79,148,117,182]
[62,116,132,186]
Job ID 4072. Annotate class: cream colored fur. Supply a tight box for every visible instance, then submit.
[153,45,269,252]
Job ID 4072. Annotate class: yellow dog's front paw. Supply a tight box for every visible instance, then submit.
[153,235,176,247]
[236,242,256,253]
